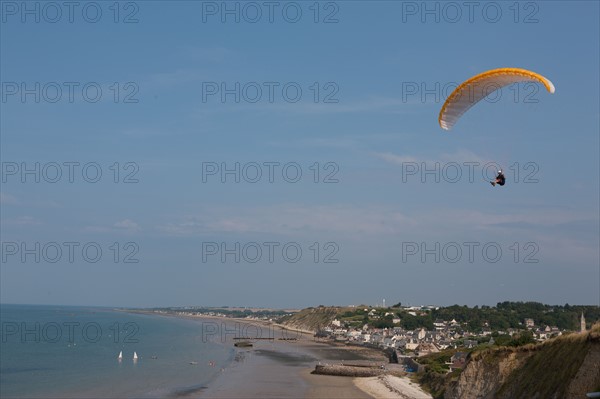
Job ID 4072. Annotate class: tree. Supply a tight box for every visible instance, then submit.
[372,316,394,329]
[510,331,535,347]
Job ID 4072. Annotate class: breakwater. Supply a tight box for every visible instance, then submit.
[312,364,386,377]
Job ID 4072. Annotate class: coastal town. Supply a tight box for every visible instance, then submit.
[149,302,595,365]
[314,310,586,353]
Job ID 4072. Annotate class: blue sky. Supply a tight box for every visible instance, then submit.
[1,1,599,308]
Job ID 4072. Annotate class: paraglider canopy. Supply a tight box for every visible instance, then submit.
[438,68,555,130]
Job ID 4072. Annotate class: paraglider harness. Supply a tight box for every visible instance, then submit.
[495,171,505,186]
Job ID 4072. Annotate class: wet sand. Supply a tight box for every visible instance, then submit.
[199,335,384,398]
[136,313,428,398]
[303,369,372,399]
[194,317,386,398]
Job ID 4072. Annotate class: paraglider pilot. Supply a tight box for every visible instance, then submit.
[491,170,505,187]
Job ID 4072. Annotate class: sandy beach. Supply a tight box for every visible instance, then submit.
[131,312,433,398]
[354,375,433,399]
[176,315,430,399]
[198,332,382,398]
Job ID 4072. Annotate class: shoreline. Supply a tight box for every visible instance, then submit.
[354,375,433,399]
[127,309,433,399]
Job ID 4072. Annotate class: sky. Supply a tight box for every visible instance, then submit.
[1,0,599,309]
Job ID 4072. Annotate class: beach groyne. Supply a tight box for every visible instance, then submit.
[312,364,386,377]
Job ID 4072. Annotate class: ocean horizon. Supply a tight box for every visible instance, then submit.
[0,304,235,398]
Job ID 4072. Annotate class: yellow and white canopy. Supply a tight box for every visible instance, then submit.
[438,68,555,130]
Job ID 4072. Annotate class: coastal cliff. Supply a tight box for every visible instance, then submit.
[444,324,600,399]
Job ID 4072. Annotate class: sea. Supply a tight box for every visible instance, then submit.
[0,304,235,398]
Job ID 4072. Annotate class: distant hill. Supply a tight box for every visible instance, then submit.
[277,302,600,333]
[278,306,341,332]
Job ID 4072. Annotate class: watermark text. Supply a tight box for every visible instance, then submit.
[1,241,140,263]
[202,241,340,263]
[202,161,339,183]
[401,241,540,263]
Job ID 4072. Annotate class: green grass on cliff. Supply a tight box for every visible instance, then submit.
[419,324,599,399]
[495,324,598,398]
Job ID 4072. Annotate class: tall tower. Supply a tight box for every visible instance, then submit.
[580,312,586,333]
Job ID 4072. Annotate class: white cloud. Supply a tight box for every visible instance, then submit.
[2,216,41,226]
[146,68,206,88]
[114,219,141,232]
[84,219,141,234]
[193,96,413,118]
[0,193,61,208]
[155,204,598,267]
[158,204,416,238]
[374,149,490,166]
[0,192,19,205]
[373,152,419,165]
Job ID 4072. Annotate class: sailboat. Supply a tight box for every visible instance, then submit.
[133,352,138,361]
[118,351,123,361]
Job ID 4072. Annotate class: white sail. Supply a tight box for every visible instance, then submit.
[118,351,123,360]
[133,351,138,360]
